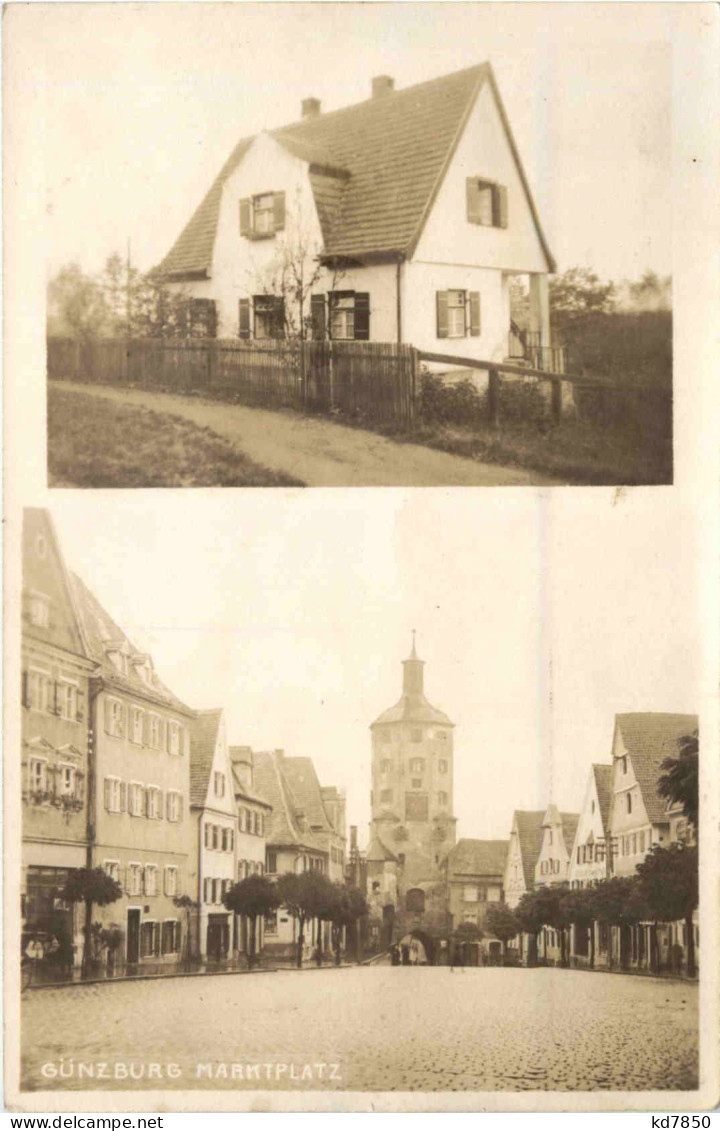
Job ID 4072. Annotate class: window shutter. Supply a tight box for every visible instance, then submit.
[354,293,370,341]
[119,780,127,812]
[166,792,172,820]
[104,698,112,734]
[310,294,326,340]
[178,793,184,821]
[158,718,166,750]
[21,671,29,708]
[494,185,508,229]
[118,865,126,893]
[75,771,85,802]
[469,292,481,337]
[145,788,152,818]
[164,867,169,897]
[204,823,210,848]
[183,726,190,757]
[157,789,164,819]
[239,198,252,236]
[273,192,286,232]
[238,299,251,340]
[466,178,481,224]
[436,292,449,339]
[103,778,111,810]
[166,723,172,753]
[76,690,84,722]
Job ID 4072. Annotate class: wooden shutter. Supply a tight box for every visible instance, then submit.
[118,865,126,893]
[75,771,85,802]
[273,192,286,232]
[354,293,370,341]
[469,292,481,337]
[178,793,184,821]
[166,723,172,753]
[436,291,449,338]
[158,718,166,750]
[494,185,508,229]
[239,198,252,236]
[157,789,164,819]
[466,178,481,224]
[119,780,127,812]
[76,689,85,722]
[166,792,172,820]
[310,294,326,340]
[21,671,29,708]
[104,778,111,810]
[204,823,210,848]
[238,299,251,340]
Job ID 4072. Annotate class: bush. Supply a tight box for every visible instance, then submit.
[560,310,672,387]
[419,372,487,427]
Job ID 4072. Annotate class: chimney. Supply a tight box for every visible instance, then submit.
[301,97,321,119]
[372,75,394,98]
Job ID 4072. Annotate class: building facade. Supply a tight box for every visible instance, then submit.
[20,510,97,968]
[503,810,544,910]
[230,745,273,958]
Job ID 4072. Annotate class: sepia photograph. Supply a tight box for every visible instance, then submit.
[39,3,677,489]
[12,491,706,1101]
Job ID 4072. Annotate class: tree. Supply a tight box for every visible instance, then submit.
[636,843,698,977]
[549,267,616,333]
[558,886,597,968]
[173,894,199,965]
[47,263,109,340]
[276,870,337,969]
[658,730,699,834]
[223,875,282,969]
[100,254,194,340]
[514,887,559,966]
[328,884,368,965]
[60,867,122,975]
[484,902,520,965]
[588,875,645,969]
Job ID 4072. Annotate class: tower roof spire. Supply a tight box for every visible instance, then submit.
[410,628,418,659]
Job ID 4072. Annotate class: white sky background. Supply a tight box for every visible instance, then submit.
[49,490,700,845]
[38,2,673,282]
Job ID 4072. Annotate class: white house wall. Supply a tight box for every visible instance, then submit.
[503,818,528,910]
[403,261,510,364]
[568,770,610,887]
[413,79,549,275]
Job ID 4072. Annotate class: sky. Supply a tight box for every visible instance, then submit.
[29,2,675,284]
[46,488,700,846]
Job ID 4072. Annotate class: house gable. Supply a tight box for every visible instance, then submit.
[23,509,90,659]
[413,74,552,273]
[568,764,612,884]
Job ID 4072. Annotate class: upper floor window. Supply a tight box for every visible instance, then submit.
[146,786,162,820]
[148,714,163,750]
[129,706,144,745]
[267,851,277,874]
[168,721,181,756]
[463,885,478,903]
[466,178,508,228]
[166,790,182,823]
[105,698,124,738]
[27,669,52,712]
[29,757,48,792]
[380,789,393,804]
[410,758,425,773]
[57,764,76,797]
[129,782,145,817]
[164,866,178,897]
[437,791,448,807]
[29,592,50,628]
[438,759,448,774]
[239,192,285,239]
[214,772,226,798]
[127,863,143,896]
[436,290,480,339]
[144,864,158,896]
[103,860,120,884]
[381,760,391,775]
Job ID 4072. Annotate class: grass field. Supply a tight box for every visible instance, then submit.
[47,386,305,488]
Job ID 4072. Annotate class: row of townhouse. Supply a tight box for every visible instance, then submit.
[503,712,698,974]
[20,510,346,973]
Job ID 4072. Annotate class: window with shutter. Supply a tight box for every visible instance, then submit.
[469,292,481,337]
[239,198,251,236]
[238,299,251,340]
[119,781,127,812]
[436,292,449,339]
[354,293,370,341]
[273,192,285,232]
[467,178,508,229]
[310,294,326,340]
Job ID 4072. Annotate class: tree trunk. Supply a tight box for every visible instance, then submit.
[685,912,696,978]
[249,915,256,971]
[650,922,659,974]
[589,922,595,969]
[82,898,93,977]
[528,931,538,967]
[297,916,304,969]
[501,939,507,967]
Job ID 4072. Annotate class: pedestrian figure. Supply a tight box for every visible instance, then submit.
[390,944,400,966]
[314,945,322,967]
[401,944,410,966]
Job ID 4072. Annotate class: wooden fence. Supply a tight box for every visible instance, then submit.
[47,337,417,428]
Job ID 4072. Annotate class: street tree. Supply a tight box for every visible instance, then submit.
[514,887,557,966]
[329,884,368,965]
[223,875,282,969]
[60,867,122,975]
[658,730,699,834]
[558,886,597,968]
[276,870,337,969]
[635,843,698,978]
[588,875,645,969]
[484,902,519,965]
[173,894,199,965]
[47,263,109,340]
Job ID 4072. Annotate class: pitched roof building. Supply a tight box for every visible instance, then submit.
[503,810,545,908]
[158,62,557,364]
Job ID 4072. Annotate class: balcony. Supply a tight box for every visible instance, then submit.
[508,323,566,375]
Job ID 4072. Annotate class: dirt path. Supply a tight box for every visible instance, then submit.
[53,382,561,487]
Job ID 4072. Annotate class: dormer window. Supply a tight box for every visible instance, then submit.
[239,192,285,239]
[108,650,128,676]
[466,178,508,228]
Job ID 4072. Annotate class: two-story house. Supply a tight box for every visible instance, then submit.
[71,575,194,971]
[534,804,579,965]
[503,810,545,910]
[158,63,557,373]
[188,709,239,960]
[444,838,507,961]
[20,510,97,968]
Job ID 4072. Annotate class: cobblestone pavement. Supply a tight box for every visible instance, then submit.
[21,967,697,1093]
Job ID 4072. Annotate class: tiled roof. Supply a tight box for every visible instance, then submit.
[513,811,545,889]
[560,813,580,857]
[231,767,273,809]
[447,838,508,878]
[252,751,327,852]
[592,763,613,832]
[188,708,223,807]
[158,62,554,277]
[616,713,698,824]
[70,573,192,715]
[279,757,335,834]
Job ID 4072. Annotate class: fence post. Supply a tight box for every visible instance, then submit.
[487,369,500,428]
[409,347,419,430]
[328,340,334,412]
[550,379,562,425]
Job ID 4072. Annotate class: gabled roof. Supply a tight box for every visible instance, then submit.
[252,751,328,852]
[591,763,613,832]
[70,573,193,715]
[279,757,335,835]
[366,833,397,863]
[447,838,508,878]
[512,810,545,889]
[560,813,580,856]
[189,708,223,807]
[615,713,698,824]
[158,62,555,278]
